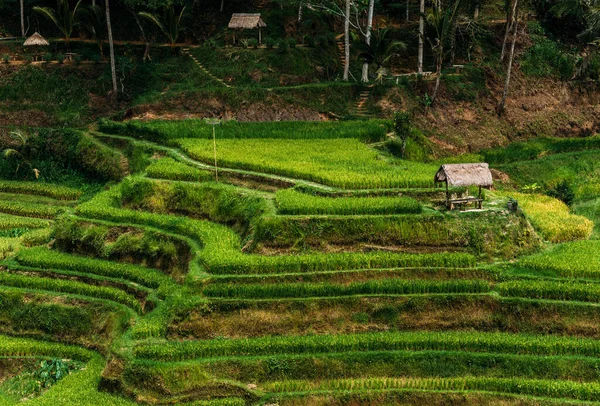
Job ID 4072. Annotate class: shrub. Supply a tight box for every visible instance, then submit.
[56,53,65,64]
[2,54,10,64]
[547,180,575,207]
[521,38,575,80]
[265,37,277,49]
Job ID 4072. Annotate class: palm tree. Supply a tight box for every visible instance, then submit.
[139,5,186,54]
[424,0,461,105]
[356,28,406,77]
[361,0,376,82]
[33,0,82,48]
[83,4,105,58]
[2,130,40,179]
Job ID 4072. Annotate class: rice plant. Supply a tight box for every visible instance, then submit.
[203,279,491,299]
[275,189,422,215]
[175,138,438,189]
[0,181,81,200]
[146,157,214,182]
[99,118,389,142]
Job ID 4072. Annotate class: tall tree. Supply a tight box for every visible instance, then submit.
[361,0,375,82]
[425,0,461,104]
[418,0,425,73]
[344,0,351,80]
[500,0,518,61]
[106,0,118,97]
[20,0,25,37]
[33,0,83,48]
[498,10,518,114]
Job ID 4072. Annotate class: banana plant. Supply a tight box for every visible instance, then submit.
[33,0,83,49]
[82,4,105,58]
[2,130,40,179]
[424,0,461,105]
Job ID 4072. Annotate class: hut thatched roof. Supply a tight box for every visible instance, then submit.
[23,32,49,46]
[434,163,493,187]
[228,13,266,29]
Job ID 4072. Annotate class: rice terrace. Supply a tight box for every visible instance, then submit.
[1,0,600,405]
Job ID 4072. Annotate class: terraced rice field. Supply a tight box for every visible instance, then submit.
[1,125,600,405]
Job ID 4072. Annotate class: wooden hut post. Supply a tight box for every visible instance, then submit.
[233,30,236,45]
[259,27,262,44]
[445,181,450,208]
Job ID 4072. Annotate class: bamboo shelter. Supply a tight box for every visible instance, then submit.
[434,163,493,210]
[228,13,267,45]
[23,32,49,61]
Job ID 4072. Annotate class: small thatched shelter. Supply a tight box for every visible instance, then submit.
[23,32,49,61]
[434,163,493,209]
[228,13,267,44]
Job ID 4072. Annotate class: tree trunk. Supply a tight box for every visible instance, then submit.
[129,6,151,62]
[431,53,443,104]
[361,0,375,82]
[20,0,25,37]
[92,0,96,6]
[343,0,350,81]
[106,0,118,97]
[298,1,303,22]
[418,0,425,73]
[498,13,519,115]
[406,0,409,21]
[500,0,518,62]
[220,0,225,12]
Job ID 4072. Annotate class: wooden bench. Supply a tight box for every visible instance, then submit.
[448,196,483,210]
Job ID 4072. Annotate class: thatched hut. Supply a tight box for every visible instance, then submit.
[228,13,267,44]
[434,163,493,210]
[23,32,49,61]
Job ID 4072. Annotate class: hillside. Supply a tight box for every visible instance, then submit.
[1,0,600,405]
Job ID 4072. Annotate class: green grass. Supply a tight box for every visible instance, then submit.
[275,189,422,215]
[176,138,438,189]
[483,135,600,165]
[574,198,600,239]
[99,119,388,143]
[496,150,600,201]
